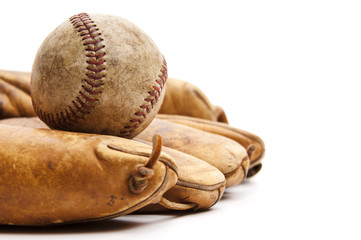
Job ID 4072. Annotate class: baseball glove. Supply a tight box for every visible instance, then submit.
[0,117,226,213]
[0,123,184,226]
[0,69,36,119]
[0,69,265,216]
[156,114,265,177]
[159,77,228,123]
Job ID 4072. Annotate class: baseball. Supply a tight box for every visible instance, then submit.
[31,13,167,138]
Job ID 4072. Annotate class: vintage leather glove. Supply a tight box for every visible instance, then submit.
[0,117,227,214]
[0,123,183,225]
[0,70,36,119]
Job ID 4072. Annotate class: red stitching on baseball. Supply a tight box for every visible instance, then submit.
[84,78,103,88]
[121,58,168,137]
[33,12,106,129]
[79,91,97,102]
[136,111,147,118]
[82,85,101,95]
[86,59,105,65]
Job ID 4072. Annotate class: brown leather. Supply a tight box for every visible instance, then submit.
[0,124,178,226]
[0,70,36,119]
[0,116,48,129]
[159,78,228,123]
[0,117,226,212]
[137,118,249,187]
[156,114,265,177]
[136,141,226,212]
[0,69,31,94]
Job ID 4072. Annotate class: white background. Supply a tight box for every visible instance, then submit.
[1,0,361,239]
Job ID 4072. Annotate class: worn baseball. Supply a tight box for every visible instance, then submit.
[31,13,167,138]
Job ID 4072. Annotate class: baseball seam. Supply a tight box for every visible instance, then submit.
[34,12,106,129]
[119,58,168,138]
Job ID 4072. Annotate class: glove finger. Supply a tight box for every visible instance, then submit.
[0,78,36,119]
[0,69,31,94]
[156,114,265,178]
[135,141,226,212]
[159,78,228,123]
[137,118,249,187]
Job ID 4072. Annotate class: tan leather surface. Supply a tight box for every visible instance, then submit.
[159,78,228,123]
[137,118,249,187]
[0,117,226,212]
[156,114,265,177]
[0,124,177,226]
[0,116,48,129]
[0,69,31,94]
[159,146,226,210]
[136,142,226,211]
[31,13,166,138]
[0,70,36,119]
